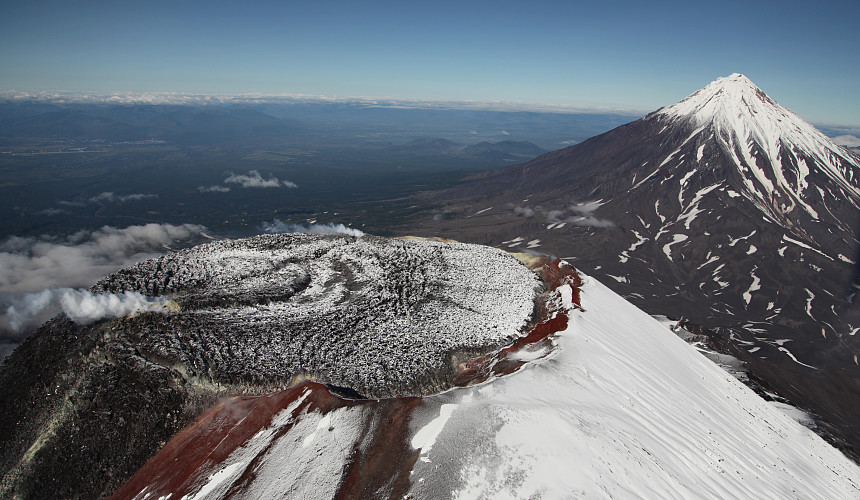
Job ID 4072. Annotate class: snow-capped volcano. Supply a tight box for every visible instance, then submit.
[411,74,860,459]
[654,72,860,230]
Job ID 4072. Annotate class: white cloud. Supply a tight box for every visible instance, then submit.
[198,185,231,193]
[260,219,365,237]
[546,209,565,222]
[0,89,647,116]
[567,215,615,228]
[515,203,614,227]
[832,135,860,147]
[57,200,85,207]
[37,208,67,216]
[0,223,206,360]
[513,206,536,218]
[224,170,297,189]
[0,223,207,294]
[88,192,159,203]
[570,201,604,214]
[3,288,169,333]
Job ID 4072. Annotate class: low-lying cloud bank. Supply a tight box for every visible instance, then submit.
[832,135,860,147]
[260,219,365,237]
[0,223,206,361]
[198,185,231,193]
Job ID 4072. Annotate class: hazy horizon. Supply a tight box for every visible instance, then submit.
[2,0,858,125]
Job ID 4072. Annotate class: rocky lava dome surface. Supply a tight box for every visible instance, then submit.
[93,233,541,398]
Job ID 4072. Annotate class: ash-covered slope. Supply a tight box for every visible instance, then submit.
[0,234,541,499]
[409,74,860,457]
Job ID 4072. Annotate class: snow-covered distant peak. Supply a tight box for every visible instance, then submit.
[656,74,860,210]
[657,74,834,154]
[659,73,793,128]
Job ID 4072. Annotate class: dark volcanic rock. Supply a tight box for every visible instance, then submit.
[0,234,541,499]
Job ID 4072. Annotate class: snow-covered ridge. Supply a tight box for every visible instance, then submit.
[656,73,860,212]
[409,272,859,498]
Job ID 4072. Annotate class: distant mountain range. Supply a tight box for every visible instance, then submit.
[386,137,546,162]
[0,99,637,150]
[409,73,860,459]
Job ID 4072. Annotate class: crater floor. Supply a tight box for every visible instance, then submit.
[94,233,542,397]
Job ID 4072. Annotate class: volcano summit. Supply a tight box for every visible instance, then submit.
[0,234,543,498]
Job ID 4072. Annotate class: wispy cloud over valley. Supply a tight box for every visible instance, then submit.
[224,170,297,189]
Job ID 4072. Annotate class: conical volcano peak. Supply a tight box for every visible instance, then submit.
[656,73,785,128]
[654,74,860,208]
[705,73,760,94]
[715,72,757,89]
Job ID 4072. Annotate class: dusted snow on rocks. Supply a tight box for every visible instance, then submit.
[93,233,541,398]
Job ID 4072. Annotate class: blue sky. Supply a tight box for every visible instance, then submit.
[2,0,859,124]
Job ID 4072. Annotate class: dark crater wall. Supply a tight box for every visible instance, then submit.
[0,234,541,499]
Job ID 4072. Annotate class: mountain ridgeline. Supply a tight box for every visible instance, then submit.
[413,73,860,458]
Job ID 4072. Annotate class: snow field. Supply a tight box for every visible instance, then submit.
[406,273,860,498]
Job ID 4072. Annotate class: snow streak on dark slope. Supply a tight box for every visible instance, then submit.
[415,74,860,458]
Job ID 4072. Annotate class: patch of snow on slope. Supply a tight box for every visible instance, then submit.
[677,183,720,230]
[662,234,688,261]
[743,267,761,306]
[176,389,313,499]
[412,403,458,462]
[501,236,524,248]
[778,346,818,370]
[805,288,815,319]
[620,231,648,263]
[236,404,367,500]
[782,234,833,261]
[655,200,665,223]
[405,274,860,498]
[728,230,756,247]
[697,253,719,270]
